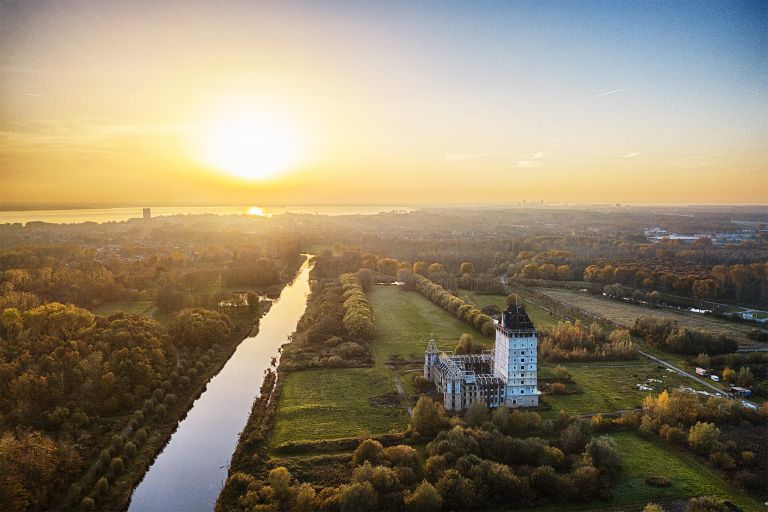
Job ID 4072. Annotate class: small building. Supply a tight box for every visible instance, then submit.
[143,207,152,219]
[731,386,752,398]
[695,367,707,376]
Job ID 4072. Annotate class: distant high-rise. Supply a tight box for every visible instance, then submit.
[142,207,151,219]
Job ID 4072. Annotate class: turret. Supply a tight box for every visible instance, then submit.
[424,335,439,379]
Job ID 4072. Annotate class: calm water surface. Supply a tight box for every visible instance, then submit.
[0,205,412,224]
[127,256,313,512]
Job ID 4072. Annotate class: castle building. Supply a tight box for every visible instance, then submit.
[424,303,539,411]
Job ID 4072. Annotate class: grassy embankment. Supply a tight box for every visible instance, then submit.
[607,432,763,512]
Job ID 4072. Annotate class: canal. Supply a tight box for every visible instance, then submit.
[127,256,313,511]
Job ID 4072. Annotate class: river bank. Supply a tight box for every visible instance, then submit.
[125,256,314,511]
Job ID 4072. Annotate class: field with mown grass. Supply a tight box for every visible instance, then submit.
[540,362,713,417]
[525,432,763,512]
[369,285,493,362]
[270,284,493,449]
[607,432,763,511]
[269,367,409,449]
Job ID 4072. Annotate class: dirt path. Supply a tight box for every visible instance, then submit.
[392,377,413,416]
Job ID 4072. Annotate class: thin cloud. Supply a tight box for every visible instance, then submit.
[0,65,47,75]
[621,152,639,158]
[445,152,503,161]
[26,93,43,97]
[594,87,630,98]
[515,151,546,168]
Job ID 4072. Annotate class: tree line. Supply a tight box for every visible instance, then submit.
[632,317,738,355]
[538,320,638,362]
[411,274,496,337]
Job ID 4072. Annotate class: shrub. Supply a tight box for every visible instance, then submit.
[353,439,385,466]
[549,382,567,394]
[109,457,125,476]
[135,428,148,444]
[111,434,125,453]
[124,441,137,459]
[93,476,108,496]
[405,480,442,512]
[338,482,377,512]
[98,448,111,467]
[687,495,729,512]
[645,476,671,487]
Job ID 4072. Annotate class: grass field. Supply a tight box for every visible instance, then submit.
[271,285,486,449]
[606,432,763,512]
[369,285,493,362]
[459,291,559,331]
[537,288,759,349]
[541,362,712,416]
[270,367,409,448]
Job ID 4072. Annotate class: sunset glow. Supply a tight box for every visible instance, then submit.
[0,1,765,206]
[199,105,303,181]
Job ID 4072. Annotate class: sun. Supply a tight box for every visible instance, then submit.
[200,105,302,180]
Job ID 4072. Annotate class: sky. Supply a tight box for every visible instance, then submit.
[1,0,766,207]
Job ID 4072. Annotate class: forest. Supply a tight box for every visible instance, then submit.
[1,206,767,511]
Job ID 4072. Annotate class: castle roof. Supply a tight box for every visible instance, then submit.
[500,303,535,332]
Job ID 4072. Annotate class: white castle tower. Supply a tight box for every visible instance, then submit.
[493,303,539,407]
[423,303,539,411]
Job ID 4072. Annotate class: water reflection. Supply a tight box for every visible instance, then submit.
[127,256,313,512]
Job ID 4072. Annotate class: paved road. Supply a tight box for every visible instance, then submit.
[639,350,761,409]
[638,350,725,395]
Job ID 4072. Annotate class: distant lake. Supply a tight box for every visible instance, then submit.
[0,205,413,225]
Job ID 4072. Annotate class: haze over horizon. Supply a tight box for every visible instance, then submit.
[1,0,766,207]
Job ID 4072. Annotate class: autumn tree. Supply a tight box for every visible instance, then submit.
[556,265,574,280]
[688,422,720,455]
[413,262,428,275]
[454,333,479,355]
[170,308,233,348]
[464,399,488,427]
[736,367,754,387]
[404,481,442,512]
[377,258,399,276]
[411,396,448,436]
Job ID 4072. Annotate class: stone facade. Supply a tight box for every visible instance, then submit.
[424,303,539,411]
